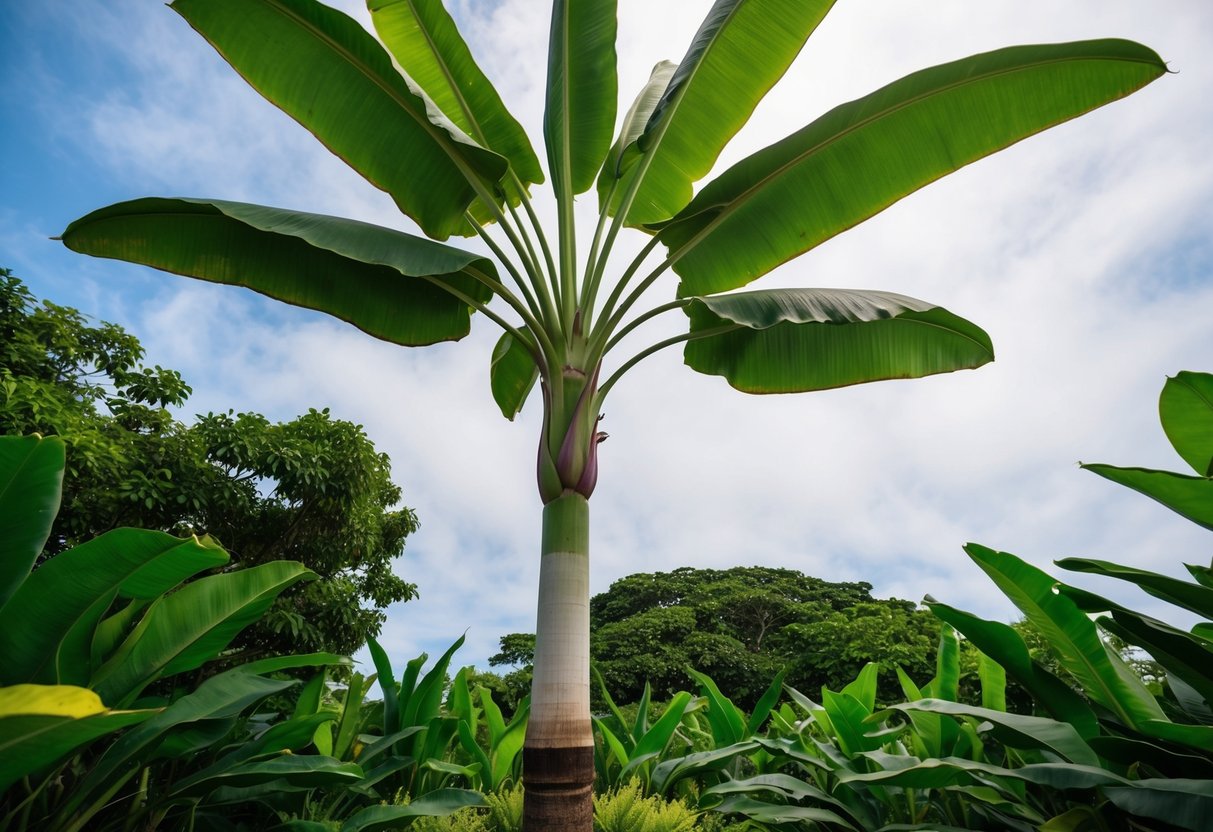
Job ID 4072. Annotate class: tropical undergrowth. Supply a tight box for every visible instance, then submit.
[5,370,1213,830]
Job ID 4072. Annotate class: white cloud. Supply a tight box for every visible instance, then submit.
[7,0,1213,673]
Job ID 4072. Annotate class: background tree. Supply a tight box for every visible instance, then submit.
[489,566,941,710]
[0,269,417,658]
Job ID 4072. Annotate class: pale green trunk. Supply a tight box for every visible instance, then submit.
[522,492,593,830]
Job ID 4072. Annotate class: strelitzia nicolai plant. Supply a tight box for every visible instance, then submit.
[58,0,1166,827]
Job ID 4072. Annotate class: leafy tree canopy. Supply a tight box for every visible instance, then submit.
[0,268,418,658]
[492,565,942,711]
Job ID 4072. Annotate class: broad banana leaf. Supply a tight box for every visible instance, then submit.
[1080,464,1213,531]
[65,661,324,818]
[0,684,154,792]
[658,40,1166,296]
[820,688,883,755]
[701,773,848,813]
[978,649,1008,712]
[0,435,64,611]
[367,636,400,739]
[90,561,316,706]
[544,0,617,197]
[1159,371,1213,477]
[598,61,676,207]
[932,622,961,702]
[705,796,855,830]
[61,198,497,347]
[600,0,835,226]
[837,758,1126,791]
[963,543,1166,729]
[1096,610,1213,707]
[1139,719,1213,753]
[683,288,992,393]
[688,668,746,746]
[885,699,1099,765]
[1104,778,1213,832]
[368,0,542,188]
[490,330,539,420]
[649,740,759,797]
[926,597,1099,738]
[1057,557,1213,618]
[171,0,507,239]
[341,788,487,832]
[746,668,787,736]
[0,529,228,687]
[1088,735,1213,779]
[169,754,363,799]
[629,691,694,766]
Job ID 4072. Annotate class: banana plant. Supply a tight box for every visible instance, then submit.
[0,434,350,830]
[592,670,701,793]
[448,669,531,794]
[58,0,1166,826]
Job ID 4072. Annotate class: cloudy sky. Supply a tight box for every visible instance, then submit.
[3,0,1211,677]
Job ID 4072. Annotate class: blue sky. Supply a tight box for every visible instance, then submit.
[3,0,1213,677]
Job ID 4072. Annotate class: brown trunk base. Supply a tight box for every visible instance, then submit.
[521,745,595,832]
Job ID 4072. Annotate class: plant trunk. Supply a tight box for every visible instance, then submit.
[522,493,593,831]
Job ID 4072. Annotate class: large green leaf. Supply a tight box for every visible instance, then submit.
[487,706,527,790]
[367,0,542,188]
[1088,735,1213,779]
[170,0,507,239]
[837,757,1126,791]
[1139,719,1213,753]
[963,543,1165,728]
[1057,557,1213,618]
[61,198,496,347]
[601,0,836,226]
[649,740,758,797]
[708,796,855,830]
[544,0,617,196]
[1080,464,1213,531]
[1159,371,1213,476]
[67,661,319,816]
[0,684,154,792]
[341,788,487,832]
[688,667,746,746]
[978,649,1008,712]
[1099,611,1213,707]
[747,668,787,736]
[682,288,993,393]
[403,634,465,730]
[490,330,539,420]
[820,688,883,755]
[886,699,1099,765]
[657,40,1166,296]
[0,435,64,612]
[170,754,363,799]
[0,528,228,687]
[933,622,961,702]
[598,61,676,208]
[926,598,1099,738]
[1105,778,1213,832]
[367,636,399,741]
[91,561,315,706]
[630,691,694,763]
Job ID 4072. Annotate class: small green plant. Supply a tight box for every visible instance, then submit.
[409,785,524,832]
[593,782,699,832]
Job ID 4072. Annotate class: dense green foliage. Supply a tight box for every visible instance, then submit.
[0,270,417,657]
[8,370,1212,830]
[490,566,942,710]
